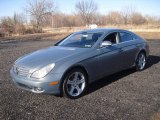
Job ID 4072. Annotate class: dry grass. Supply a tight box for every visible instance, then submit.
[151,113,160,120]
[0,33,70,42]
[44,26,160,40]
[136,32,160,40]
[0,30,160,42]
[102,24,160,29]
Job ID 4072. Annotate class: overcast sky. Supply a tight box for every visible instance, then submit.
[0,0,159,17]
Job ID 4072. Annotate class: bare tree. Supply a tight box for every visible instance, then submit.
[93,13,106,25]
[106,11,124,25]
[145,15,160,25]
[0,13,26,36]
[1,17,14,35]
[75,0,98,25]
[25,0,56,32]
[130,12,146,25]
[13,13,26,34]
[121,5,135,24]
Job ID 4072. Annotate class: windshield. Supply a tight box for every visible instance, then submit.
[57,32,104,48]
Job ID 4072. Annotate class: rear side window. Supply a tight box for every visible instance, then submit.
[119,32,134,42]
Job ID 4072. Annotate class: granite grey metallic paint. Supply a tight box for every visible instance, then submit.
[10,28,149,95]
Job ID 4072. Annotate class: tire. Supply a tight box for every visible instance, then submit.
[135,52,146,71]
[62,68,87,99]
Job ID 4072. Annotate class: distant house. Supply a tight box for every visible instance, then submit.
[88,24,98,29]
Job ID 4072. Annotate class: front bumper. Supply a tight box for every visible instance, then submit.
[10,68,63,94]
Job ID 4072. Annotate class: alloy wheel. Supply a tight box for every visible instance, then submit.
[136,53,146,71]
[63,69,87,99]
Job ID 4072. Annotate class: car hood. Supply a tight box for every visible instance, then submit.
[15,46,90,69]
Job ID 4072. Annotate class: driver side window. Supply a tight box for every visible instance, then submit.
[103,32,119,44]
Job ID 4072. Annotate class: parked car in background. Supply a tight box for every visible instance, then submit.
[10,28,149,99]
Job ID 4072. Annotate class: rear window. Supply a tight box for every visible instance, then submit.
[119,32,134,42]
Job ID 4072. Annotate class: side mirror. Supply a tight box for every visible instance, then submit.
[100,41,112,48]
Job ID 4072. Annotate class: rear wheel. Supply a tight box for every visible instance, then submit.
[63,69,87,99]
[136,52,146,71]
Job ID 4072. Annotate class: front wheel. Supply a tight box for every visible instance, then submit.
[136,52,146,71]
[62,69,87,99]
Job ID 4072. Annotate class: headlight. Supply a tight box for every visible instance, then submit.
[31,63,55,79]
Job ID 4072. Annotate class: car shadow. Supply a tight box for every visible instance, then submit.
[145,55,160,69]
[84,55,160,96]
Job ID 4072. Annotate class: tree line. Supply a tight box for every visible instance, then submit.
[0,0,160,36]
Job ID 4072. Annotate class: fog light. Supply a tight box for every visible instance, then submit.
[32,87,44,93]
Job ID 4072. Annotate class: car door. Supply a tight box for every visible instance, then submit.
[118,32,139,69]
[97,32,124,77]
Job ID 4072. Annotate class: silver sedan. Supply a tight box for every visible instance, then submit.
[10,28,149,99]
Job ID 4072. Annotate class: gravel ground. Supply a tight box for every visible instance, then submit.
[0,40,160,120]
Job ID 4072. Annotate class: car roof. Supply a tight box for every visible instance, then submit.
[76,28,129,33]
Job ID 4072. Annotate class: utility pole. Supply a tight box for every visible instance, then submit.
[52,11,53,28]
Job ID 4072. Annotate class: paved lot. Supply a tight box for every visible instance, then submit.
[0,40,160,120]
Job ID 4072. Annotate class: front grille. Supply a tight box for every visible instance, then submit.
[14,65,30,77]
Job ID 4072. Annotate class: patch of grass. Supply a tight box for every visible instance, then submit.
[0,31,160,42]
[151,113,160,120]
[0,33,70,42]
[136,32,160,40]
